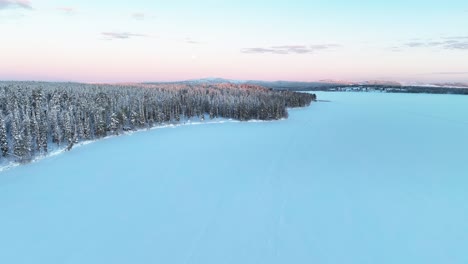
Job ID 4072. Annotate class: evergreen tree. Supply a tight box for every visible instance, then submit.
[108,112,120,135]
[0,112,9,157]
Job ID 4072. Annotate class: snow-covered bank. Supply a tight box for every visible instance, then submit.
[0,117,283,173]
[0,82,314,165]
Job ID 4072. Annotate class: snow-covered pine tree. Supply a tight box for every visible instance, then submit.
[63,108,74,151]
[108,112,119,135]
[49,93,62,146]
[11,100,29,161]
[0,111,9,157]
[21,104,33,161]
[83,112,92,140]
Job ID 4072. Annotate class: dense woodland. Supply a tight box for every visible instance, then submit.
[0,82,315,163]
[280,84,468,95]
[151,79,468,95]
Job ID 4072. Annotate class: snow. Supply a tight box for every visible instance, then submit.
[0,118,245,173]
[1,92,467,264]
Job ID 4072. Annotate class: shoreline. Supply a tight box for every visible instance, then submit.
[0,117,287,173]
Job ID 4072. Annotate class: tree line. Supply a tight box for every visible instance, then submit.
[289,84,468,95]
[0,82,315,163]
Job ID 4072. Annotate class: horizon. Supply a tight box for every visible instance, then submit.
[1,0,467,83]
[1,77,467,86]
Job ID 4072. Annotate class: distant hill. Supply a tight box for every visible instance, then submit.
[146,78,358,90]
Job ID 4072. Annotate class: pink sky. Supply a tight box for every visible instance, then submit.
[1,0,467,83]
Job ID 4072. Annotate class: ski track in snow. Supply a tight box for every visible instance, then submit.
[182,199,224,264]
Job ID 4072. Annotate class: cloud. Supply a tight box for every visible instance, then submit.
[405,41,426,48]
[101,32,148,40]
[444,42,468,50]
[0,0,32,10]
[388,46,403,52]
[442,36,468,40]
[402,37,468,50]
[431,72,468,75]
[131,12,145,20]
[131,12,157,20]
[183,38,200,44]
[241,44,340,54]
[57,7,75,14]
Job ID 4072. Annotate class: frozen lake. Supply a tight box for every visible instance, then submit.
[1,92,467,264]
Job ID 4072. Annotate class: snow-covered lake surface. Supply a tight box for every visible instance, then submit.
[1,92,467,264]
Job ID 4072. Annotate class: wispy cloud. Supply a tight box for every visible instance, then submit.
[0,0,32,10]
[183,38,200,44]
[388,46,403,52]
[431,71,468,75]
[57,7,75,14]
[131,12,145,20]
[402,37,468,50]
[442,35,468,40]
[405,42,426,48]
[241,44,340,54]
[101,32,148,40]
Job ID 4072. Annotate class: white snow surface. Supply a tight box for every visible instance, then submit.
[0,92,467,264]
[0,117,265,173]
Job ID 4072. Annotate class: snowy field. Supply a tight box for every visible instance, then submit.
[1,92,467,264]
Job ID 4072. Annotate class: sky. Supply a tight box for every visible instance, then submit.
[0,0,467,83]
